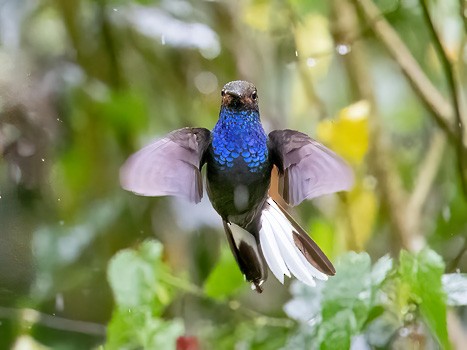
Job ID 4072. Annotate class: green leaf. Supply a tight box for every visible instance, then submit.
[317,309,356,350]
[107,240,172,312]
[106,240,183,350]
[106,307,183,350]
[371,254,393,286]
[286,252,393,349]
[443,273,467,306]
[398,249,450,349]
[284,280,323,322]
[204,247,245,299]
[316,253,373,347]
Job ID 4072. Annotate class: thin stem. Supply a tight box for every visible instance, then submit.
[407,130,446,236]
[420,0,467,197]
[353,0,456,138]
[0,306,106,336]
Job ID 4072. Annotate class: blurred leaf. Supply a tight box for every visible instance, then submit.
[107,240,173,312]
[371,255,393,286]
[317,309,356,350]
[317,100,370,165]
[106,240,183,349]
[397,249,450,349]
[442,273,467,306]
[285,253,392,348]
[106,307,183,350]
[321,252,373,323]
[206,319,289,350]
[204,247,244,300]
[346,182,378,250]
[284,279,324,322]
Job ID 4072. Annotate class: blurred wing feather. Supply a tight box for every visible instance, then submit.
[120,127,211,203]
[269,129,354,206]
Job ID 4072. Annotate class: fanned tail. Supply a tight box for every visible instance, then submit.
[259,198,334,287]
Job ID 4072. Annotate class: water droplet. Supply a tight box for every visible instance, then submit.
[161,35,166,45]
[52,313,56,316]
[128,308,132,313]
[336,44,351,55]
[113,8,118,12]
[41,158,45,162]
[306,57,316,67]
[57,198,61,202]
[295,50,298,57]
[57,118,62,122]
[0,195,2,199]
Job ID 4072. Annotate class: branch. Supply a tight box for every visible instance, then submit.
[459,0,467,35]
[0,307,106,336]
[407,130,447,231]
[353,0,456,139]
[420,0,467,197]
[331,0,415,251]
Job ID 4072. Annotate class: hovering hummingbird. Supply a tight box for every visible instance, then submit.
[120,80,353,293]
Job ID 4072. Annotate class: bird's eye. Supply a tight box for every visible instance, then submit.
[252,91,257,100]
[221,90,225,97]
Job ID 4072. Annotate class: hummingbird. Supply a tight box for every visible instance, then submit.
[120,80,353,293]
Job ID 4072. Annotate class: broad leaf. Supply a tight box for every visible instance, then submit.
[398,249,450,350]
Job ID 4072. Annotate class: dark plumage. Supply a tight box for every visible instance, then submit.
[120,80,354,292]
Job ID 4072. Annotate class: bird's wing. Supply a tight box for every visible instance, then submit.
[120,127,211,203]
[268,129,354,206]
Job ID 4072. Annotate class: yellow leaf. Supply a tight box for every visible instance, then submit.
[347,182,378,250]
[317,100,370,165]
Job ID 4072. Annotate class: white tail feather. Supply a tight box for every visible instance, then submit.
[259,198,328,287]
[259,211,291,283]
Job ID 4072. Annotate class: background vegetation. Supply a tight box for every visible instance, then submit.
[1,0,466,349]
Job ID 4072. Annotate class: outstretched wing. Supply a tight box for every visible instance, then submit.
[120,127,211,203]
[268,129,354,206]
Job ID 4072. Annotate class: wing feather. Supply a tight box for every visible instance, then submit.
[269,129,354,206]
[120,127,211,203]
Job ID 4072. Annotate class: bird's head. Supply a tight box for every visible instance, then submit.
[221,80,258,112]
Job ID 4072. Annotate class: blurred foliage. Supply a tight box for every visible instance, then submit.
[0,0,467,349]
[106,240,183,349]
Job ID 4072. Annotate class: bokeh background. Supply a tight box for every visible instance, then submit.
[1,0,467,349]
